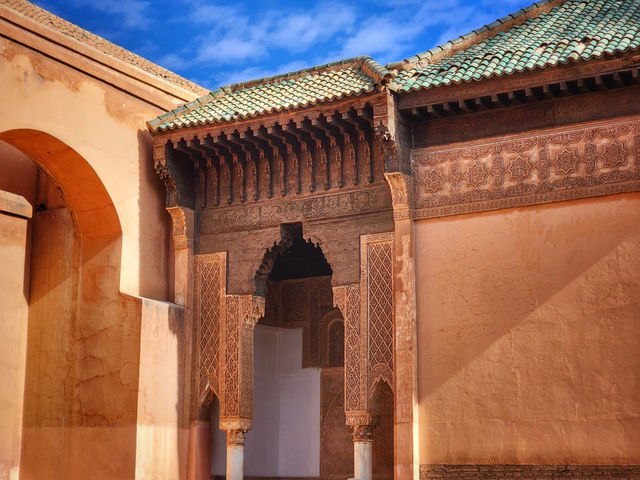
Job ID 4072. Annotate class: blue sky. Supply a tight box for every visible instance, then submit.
[32,0,533,90]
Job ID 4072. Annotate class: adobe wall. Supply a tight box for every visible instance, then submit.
[0,8,203,478]
[410,83,640,467]
[0,26,199,300]
[414,192,640,464]
[0,191,31,480]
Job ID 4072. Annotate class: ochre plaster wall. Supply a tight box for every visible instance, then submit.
[0,35,172,300]
[415,193,640,464]
[0,200,30,480]
[135,298,187,480]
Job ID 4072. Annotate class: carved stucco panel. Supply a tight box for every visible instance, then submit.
[194,252,226,413]
[363,235,394,394]
[413,118,640,219]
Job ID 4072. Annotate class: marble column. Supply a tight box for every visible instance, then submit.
[226,429,246,480]
[352,425,375,480]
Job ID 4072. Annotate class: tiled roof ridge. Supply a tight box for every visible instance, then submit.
[1,0,206,95]
[147,56,390,133]
[223,56,392,93]
[388,0,567,70]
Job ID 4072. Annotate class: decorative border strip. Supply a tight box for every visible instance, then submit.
[412,118,640,220]
[421,464,640,479]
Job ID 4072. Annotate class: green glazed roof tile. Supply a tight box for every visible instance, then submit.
[149,0,640,133]
[148,56,391,133]
[392,0,640,93]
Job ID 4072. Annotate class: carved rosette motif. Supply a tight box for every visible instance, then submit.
[413,118,640,219]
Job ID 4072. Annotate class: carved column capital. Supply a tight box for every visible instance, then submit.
[167,205,195,250]
[351,424,376,443]
[244,295,265,327]
[384,171,413,221]
[225,429,247,446]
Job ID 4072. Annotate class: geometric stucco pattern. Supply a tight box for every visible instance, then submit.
[363,234,394,394]
[336,232,394,427]
[219,293,264,431]
[413,117,640,219]
[195,252,226,407]
[420,464,640,480]
[194,252,265,431]
[334,283,362,415]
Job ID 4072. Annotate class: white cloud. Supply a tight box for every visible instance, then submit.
[70,0,150,28]
[271,4,357,52]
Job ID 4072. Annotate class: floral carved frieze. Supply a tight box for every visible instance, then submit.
[200,183,391,234]
[412,118,640,219]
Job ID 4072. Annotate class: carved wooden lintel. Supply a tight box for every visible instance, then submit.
[199,183,392,234]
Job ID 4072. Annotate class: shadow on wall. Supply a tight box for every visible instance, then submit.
[416,194,640,462]
[0,129,145,480]
[418,196,640,397]
[137,128,171,301]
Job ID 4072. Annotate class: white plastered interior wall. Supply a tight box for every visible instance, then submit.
[235,325,321,477]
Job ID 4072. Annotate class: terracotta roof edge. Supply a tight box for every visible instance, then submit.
[1,0,207,97]
[356,56,393,84]
[387,0,568,71]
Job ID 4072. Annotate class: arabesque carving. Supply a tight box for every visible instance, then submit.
[338,232,394,428]
[200,183,391,234]
[195,253,226,401]
[413,118,640,219]
[365,239,394,392]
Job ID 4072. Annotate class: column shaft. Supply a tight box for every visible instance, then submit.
[225,429,246,480]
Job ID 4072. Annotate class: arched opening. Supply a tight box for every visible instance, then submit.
[194,389,226,480]
[371,380,394,480]
[246,222,341,478]
[0,130,139,479]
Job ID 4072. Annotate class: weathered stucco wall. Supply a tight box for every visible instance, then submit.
[0,34,174,300]
[135,298,187,480]
[415,192,640,464]
[0,193,31,480]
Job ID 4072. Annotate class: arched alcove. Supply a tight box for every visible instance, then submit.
[0,129,121,258]
[371,380,394,480]
[0,130,140,479]
[247,222,336,478]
